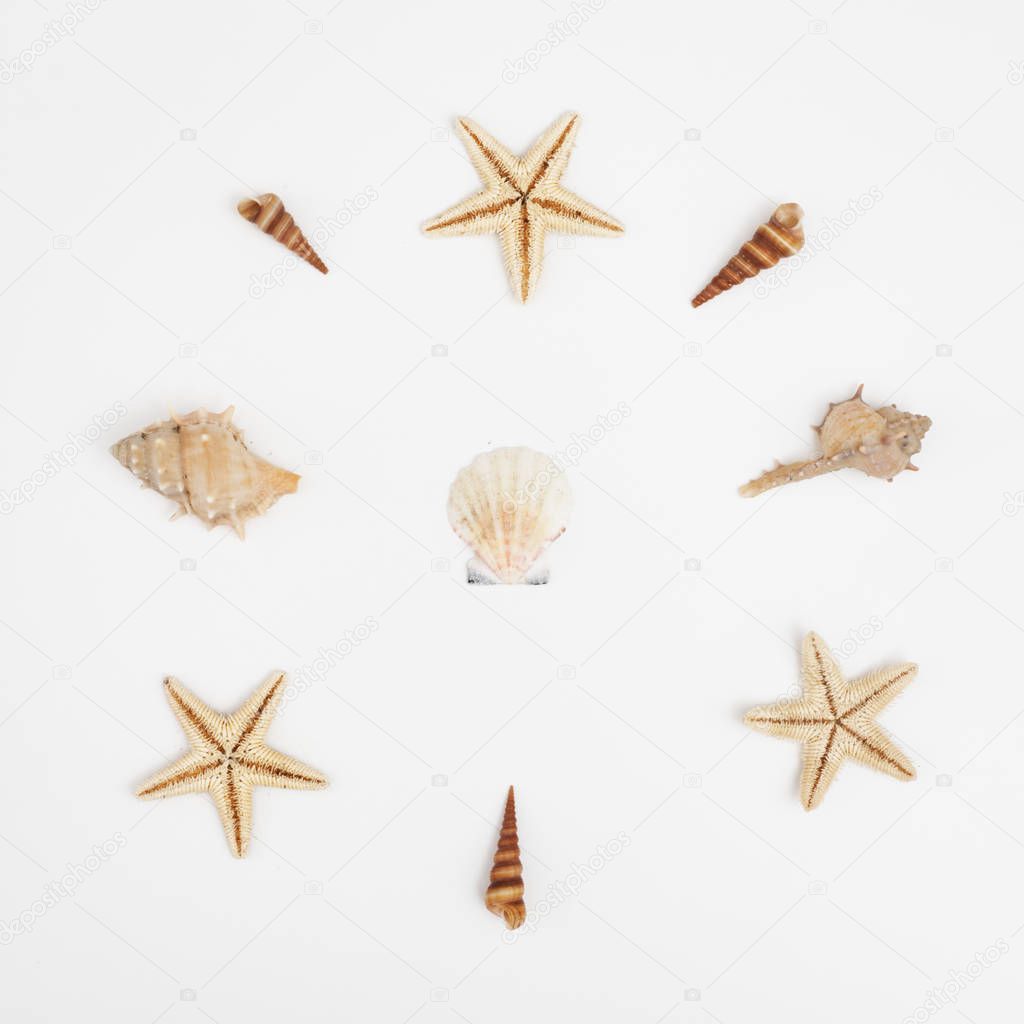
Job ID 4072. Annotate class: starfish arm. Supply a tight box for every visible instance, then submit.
[499,203,547,303]
[210,763,253,858]
[530,184,624,237]
[235,744,328,791]
[423,187,520,236]
[839,719,916,781]
[744,697,834,741]
[136,751,221,800]
[226,672,286,753]
[839,663,918,719]
[522,112,580,193]
[800,725,844,810]
[164,677,227,753]
[800,632,846,715]
[454,118,524,191]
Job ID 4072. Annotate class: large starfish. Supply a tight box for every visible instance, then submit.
[744,632,917,810]
[137,673,327,857]
[423,112,624,302]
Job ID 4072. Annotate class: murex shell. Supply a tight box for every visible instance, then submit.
[740,386,932,497]
[111,407,299,537]
[447,447,572,584]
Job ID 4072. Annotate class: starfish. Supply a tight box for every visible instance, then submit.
[137,673,327,857]
[744,632,918,810]
[423,112,624,302]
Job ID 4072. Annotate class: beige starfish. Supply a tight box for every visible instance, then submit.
[423,112,624,302]
[744,632,918,810]
[137,673,327,857]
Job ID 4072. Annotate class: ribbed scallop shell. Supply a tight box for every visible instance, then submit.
[111,407,299,537]
[692,203,804,307]
[447,447,572,584]
[485,786,525,930]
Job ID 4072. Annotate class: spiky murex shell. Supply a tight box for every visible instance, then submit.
[111,407,299,537]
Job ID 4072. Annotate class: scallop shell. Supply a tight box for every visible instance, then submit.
[237,193,328,274]
[740,386,932,497]
[447,447,572,584]
[692,203,804,307]
[485,786,525,930]
[111,407,300,537]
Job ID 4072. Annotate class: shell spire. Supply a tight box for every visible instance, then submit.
[692,203,804,307]
[485,786,525,930]
[740,386,932,497]
[237,193,328,274]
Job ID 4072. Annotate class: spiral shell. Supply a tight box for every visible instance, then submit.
[740,386,932,497]
[111,407,300,537]
[692,203,804,307]
[447,447,572,584]
[485,786,525,930]
[237,193,328,274]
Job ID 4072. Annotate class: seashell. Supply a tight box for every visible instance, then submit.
[111,407,300,537]
[740,386,932,497]
[485,786,525,930]
[447,447,572,584]
[692,203,804,307]
[237,193,328,274]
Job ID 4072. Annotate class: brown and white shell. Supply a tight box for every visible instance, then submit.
[447,447,572,584]
[111,407,299,537]
[485,786,525,929]
[237,193,328,275]
[740,386,932,497]
[692,203,805,307]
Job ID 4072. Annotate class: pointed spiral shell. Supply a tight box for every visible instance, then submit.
[692,203,804,307]
[485,786,525,929]
[237,193,328,274]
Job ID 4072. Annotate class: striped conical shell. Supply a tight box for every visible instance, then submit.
[111,407,300,537]
[692,203,804,307]
[237,193,328,274]
[447,447,572,584]
[485,786,525,929]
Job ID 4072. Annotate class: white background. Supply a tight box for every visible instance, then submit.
[1,0,1023,1021]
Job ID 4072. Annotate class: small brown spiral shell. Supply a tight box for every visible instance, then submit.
[237,193,328,275]
[692,203,804,307]
[485,786,525,929]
